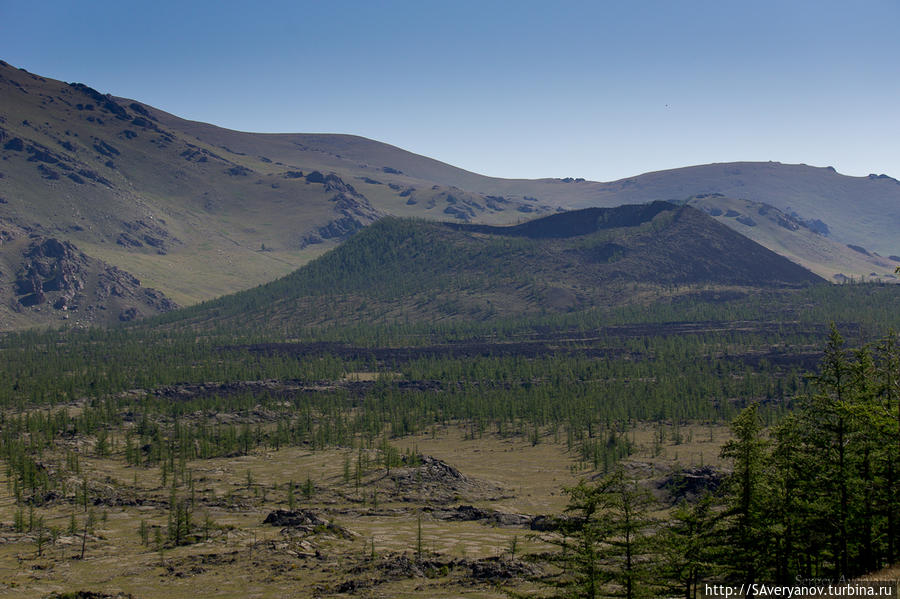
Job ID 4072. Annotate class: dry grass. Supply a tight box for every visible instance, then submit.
[0,421,740,598]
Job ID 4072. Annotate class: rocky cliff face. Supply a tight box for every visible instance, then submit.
[1,219,177,327]
[15,238,86,308]
[299,172,382,248]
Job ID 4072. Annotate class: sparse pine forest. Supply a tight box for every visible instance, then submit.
[513,326,900,598]
[1,275,900,595]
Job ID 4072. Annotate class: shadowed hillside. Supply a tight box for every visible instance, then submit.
[159,203,822,334]
[446,202,677,238]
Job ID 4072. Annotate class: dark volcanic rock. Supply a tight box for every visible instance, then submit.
[444,204,474,220]
[129,102,152,117]
[116,232,143,248]
[130,116,155,129]
[225,165,251,176]
[37,164,60,179]
[323,173,359,195]
[118,219,179,253]
[77,168,112,186]
[305,170,326,183]
[802,218,830,236]
[8,234,177,320]
[383,454,505,503]
[263,509,352,539]
[658,465,724,504]
[299,181,381,247]
[427,504,532,527]
[26,146,61,163]
[3,137,24,151]
[338,552,539,591]
[776,214,800,231]
[300,215,365,247]
[529,515,557,531]
[15,238,87,308]
[264,509,330,528]
[93,140,120,157]
[319,215,364,239]
[45,591,135,599]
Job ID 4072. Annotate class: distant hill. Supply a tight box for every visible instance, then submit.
[161,202,822,334]
[0,60,553,328]
[1,60,896,329]
[687,195,899,283]
[168,119,900,259]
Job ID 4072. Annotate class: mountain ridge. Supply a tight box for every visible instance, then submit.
[1,60,896,330]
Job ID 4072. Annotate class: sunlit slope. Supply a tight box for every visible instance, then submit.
[0,61,547,324]
[688,196,899,283]
[149,115,900,259]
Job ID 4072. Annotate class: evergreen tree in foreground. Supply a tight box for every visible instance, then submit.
[531,468,657,598]
[531,326,900,596]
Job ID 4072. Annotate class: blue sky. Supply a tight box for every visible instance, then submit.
[2,0,897,181]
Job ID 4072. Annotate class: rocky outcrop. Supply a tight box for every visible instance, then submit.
[5,232,177,324]
[299,173,382,247]
[426,504,532,527]
[335,552,540,593]
[657,465,724,504]
[263,509,353,539]
[380,454,506,504]
[115,219,180,254]
[14,238,87,307]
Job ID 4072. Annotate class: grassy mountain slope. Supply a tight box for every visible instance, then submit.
[688,195,899,283]
[162,202,822,334]
[571,163,900,258]
[141,101,900,279]
[0,63,345,306]
[171,120,900,258]
[0,61,550,328]
[2,60,896,330]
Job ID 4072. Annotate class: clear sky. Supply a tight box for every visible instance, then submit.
[2,0,897,181]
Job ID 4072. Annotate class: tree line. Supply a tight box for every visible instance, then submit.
[532,326,899,598]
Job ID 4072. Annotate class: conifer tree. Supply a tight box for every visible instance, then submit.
[719,403,770,588]
[659,493,719,599]
[533,468,657,599]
